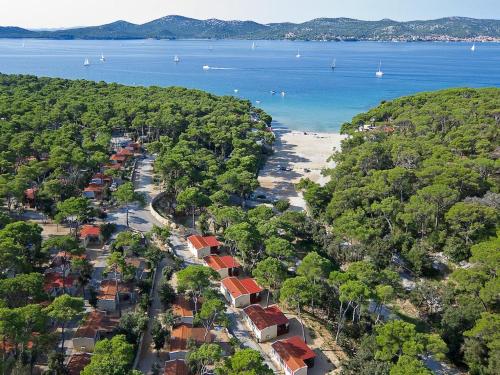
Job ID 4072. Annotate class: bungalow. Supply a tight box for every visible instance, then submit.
[67,353,91,375]
[83,183,104,200]
[110,154,127,164]
[271,336,316,375]
[187,235,222,258]
[91,172,113,186]
[220,277,263,308]
[43,273,77,297]
[72,310,119,352]
[204,255,240,278]
[164,359,189,375]
[117,148,134,157]
[243,304,289,342]
[24,188,38,208]
[169,324,214,360]
[96,280,136,313]
[125,257,148,280]
[80,225,103,247]
[172,295,196,325]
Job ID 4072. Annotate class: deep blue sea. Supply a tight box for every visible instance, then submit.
[0,39,499,132]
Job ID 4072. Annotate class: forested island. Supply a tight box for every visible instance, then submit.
[1,16,500,41]
[0,73,498,375]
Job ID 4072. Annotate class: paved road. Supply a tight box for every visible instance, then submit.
[106,156,162,233]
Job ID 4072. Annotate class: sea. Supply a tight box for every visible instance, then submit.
[0,38,499,132]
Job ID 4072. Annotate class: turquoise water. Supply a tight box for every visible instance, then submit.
[0,39,499,131]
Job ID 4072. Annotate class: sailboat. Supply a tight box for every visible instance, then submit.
[100,53,105,62]
[252,42,256,50]
[202,65,210,70]
[83,58,90,67]
[331,58,336,70]
[471,44,476,52]
[296,49,301,58]
[376,61,384,77]
[174,55,180,63]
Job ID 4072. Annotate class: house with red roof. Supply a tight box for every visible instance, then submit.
[172,295,197,325]
[204,255,241,278]
[83,183,104,200]
[110,153,128,164]
[243,304,289,342]
[168,324,214,360]
[79,225,103,247]
[96,280,136,313]
[67,353,91,375]
[72,310,119,352]
[187,235,222,258]
[24,187,38,208]
[220,277,263,307]
[43,273,76,297]
[164,359,189,375]
[271,336,316,375]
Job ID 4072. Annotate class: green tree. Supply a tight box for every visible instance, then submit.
[389,356,431,375]
[177,187,210,228]
[280,276,312,341]
[216,348,273,375]
[252,258,287,308]
[151,319,167,355]
[55,197,95,236]
[177,265,218,312]
[113,182,145,228]
[195,296,228,339]
[81,335,135,375]
[297,251,333,314]
[44,295,84,357]
[187,343,223,375]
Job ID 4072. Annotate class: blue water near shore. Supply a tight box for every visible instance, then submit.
[0,39,499,131]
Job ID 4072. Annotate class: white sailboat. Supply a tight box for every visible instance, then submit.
[471,43,476,52]
[234,89,239,94]
[376,61,384,77]
[296,49,301,58]
[100,53,105,62]
[174,55,180,63]
[83,58,90,67]
[252,42,256,50]
[202,65,210,70]
[331,58,336,70]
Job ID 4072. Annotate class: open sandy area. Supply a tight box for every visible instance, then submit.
[256,126,346,210]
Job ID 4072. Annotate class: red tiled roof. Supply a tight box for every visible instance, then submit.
[172,295,194,318]
[84,183,103,192]
[110,154,127,161]
[204,255,240,271]
[25,188,38,200]
[221,277,263,298]
[243,304,288,331]
[169,324,213,352]
[93,172,112,181]
[74,310,119,338]
[164,359,189,375]
[67,353,91,375]
[97,280,131,301]
[43,273,75,292]
[117,148,134,156]
[271,336,316,373]
[105,163,122,170]
[80,225,101,238]
[187,235,221,250]
[55,251,86,260]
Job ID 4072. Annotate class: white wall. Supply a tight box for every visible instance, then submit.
[72,336,95,352]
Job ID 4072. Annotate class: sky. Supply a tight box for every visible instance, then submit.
[1,0,499,29]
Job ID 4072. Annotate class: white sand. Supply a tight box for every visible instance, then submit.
[256,127,346,210]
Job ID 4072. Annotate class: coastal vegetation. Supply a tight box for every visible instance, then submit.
[300,87,499,373]
[0,73,271,374]
[1,16,500,41]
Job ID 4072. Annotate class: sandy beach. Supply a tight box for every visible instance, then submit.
[256,126,346,210]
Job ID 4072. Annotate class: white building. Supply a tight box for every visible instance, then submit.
[187,235,222,258]
[243,304,289,342]
[220,277,263,308]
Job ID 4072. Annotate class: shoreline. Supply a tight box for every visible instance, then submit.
[256,124,346,211]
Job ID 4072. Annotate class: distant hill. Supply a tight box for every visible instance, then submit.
[2,16,500,41]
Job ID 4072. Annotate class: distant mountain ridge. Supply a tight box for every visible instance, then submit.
[2,15,500,41]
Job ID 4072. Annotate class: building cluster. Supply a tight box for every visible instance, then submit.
[163,235,316,375]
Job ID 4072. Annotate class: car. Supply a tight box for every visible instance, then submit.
[304,168,311,173]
